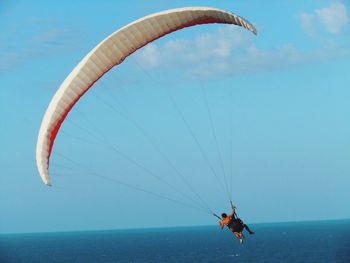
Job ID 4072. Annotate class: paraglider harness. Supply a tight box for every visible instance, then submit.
[227,218,244,233]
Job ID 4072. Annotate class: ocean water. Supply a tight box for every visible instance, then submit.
[1,220,349,263]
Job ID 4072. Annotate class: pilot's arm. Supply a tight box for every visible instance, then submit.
[219,220,225,229]
[229,204,237,218]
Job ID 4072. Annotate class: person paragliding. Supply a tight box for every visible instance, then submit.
[218,202,254,244]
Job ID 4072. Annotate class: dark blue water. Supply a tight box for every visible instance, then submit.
[1,220,349,263]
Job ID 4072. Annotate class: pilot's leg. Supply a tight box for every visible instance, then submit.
[243,224,254,234]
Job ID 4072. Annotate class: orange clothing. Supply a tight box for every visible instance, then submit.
[220,208,236,229]
[220,215,232,229]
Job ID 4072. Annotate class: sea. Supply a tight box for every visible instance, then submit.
[1,220,349,263]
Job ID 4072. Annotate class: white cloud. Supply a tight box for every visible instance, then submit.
[242,42,349,71]
[0,52,21,71]
[134,2,350,80]
[0,28,80,73]
[135,26,253,78]
[299,12,316,37]
[214,39,232,58]
[135,24,350,80]
[299,2,348,36]
[136,44,160,68]
[316,2,348,33]
[31,29,66,44]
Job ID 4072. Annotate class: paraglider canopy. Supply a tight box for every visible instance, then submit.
[36,7,257,186]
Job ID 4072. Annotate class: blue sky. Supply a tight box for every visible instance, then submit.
[1,0,349,234]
